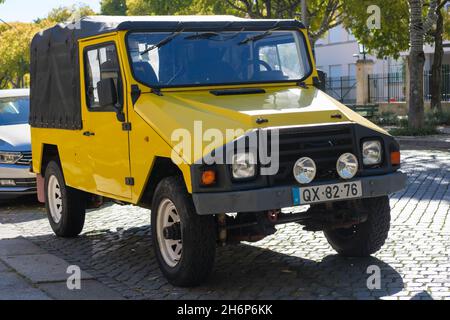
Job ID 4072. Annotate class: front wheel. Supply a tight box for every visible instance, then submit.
[151,176,216,287]
[44,161,86,237]
[324,196,391,257]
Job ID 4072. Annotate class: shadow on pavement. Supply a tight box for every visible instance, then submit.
[410,290,434,300]
[17,224,404,300]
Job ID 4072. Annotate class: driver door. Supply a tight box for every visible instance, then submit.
[81,38,132,199]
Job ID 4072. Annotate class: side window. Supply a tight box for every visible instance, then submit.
[85,44,122,110]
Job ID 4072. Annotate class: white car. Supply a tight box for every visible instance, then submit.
[0,89,36,200]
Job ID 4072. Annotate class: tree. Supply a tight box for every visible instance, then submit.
[430,1,449,111]
[342,0,410,59]
[408,0,438,129]
[127,0,194,15]
[0,22,49,88]
[126,0,344,46]
[46,4,96,23]
[101,0,127,15]
[221,1,344,45]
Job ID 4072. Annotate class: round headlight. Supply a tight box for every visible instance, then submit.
[336,153,358,180]
[293,157,316,184]
[362,140,382,165]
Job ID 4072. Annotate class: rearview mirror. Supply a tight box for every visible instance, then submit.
[97,78,118,107]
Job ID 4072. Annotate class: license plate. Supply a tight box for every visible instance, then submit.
[292,181,363,205]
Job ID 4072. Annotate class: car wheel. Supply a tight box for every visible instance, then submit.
[45,161,86,237]
[324,196,391,257]
[151,176,216,287]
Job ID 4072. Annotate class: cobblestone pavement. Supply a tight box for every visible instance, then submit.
[1,150,449,300]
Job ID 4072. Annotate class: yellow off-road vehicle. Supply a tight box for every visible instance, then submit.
[30,16,407,286]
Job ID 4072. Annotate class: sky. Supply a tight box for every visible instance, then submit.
[0,0,101,22]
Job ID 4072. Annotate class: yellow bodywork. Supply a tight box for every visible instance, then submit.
[31,29,388,205]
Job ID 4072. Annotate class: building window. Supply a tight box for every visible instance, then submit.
[328,27,342,43]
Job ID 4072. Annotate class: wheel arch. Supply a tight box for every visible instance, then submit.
[40,144,60,175]
[138,157,187,208]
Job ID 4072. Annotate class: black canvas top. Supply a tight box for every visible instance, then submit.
[29,16,305,130]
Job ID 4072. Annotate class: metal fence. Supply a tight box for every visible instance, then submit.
[324,76,357,104]
[368,72,406,103]
[369,66,450,103]
[424,65,450,102]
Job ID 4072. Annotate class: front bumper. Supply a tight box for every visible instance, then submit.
[0,164,36,199]
[192,172,407,215]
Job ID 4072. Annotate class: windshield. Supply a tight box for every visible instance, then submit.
[127,30,312,88]
[0,97,30,125]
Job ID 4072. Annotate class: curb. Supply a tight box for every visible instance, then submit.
[396,137,450,150]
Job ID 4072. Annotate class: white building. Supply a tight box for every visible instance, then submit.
[315,25,450,79]
[314,22,450,104]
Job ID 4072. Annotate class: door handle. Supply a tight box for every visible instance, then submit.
[83,131,95,137]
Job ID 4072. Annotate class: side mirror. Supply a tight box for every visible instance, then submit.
[314,70,327,91]
[97,78,125,122]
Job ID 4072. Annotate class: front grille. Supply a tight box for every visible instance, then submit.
[16,152,32,166]
[268,125,356,186]
[13,178,36,188]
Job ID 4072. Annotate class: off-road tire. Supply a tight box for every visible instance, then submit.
[44,161,86,237]
[324,196,391,257]
[151,176,216,287]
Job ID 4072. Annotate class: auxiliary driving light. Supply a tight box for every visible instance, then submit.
[293,157,316,184]
[336,153,359,180]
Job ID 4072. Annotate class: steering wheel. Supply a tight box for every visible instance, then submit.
[248,59,273,72]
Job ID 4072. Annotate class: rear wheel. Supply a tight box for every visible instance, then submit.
[324,196,391,257]
[151,176,216,287]
[44,161,86,237]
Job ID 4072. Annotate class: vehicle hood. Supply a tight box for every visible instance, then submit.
[134,86,386,163]
[0,124,31,151]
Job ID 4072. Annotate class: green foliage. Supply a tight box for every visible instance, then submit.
[342,0,410,59]
[0,22,49,88]
[445,6,450,40]
[373,111,401,126]
[126,0,194,15]
[46,4,96,23]
[125,0,343,43]
[389,126,439,136]
[0,3,96,89]
[425,110,450,126]
[101,0,127,15]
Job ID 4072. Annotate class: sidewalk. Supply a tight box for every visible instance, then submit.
[0,223,124,300]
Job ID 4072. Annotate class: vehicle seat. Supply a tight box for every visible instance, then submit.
[134,61,158,85]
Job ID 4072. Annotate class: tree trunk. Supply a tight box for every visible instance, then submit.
[301,0,309,28]
[408,0,426,129]
[430,6,444,111]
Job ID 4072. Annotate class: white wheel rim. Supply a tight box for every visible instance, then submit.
[156,198,182,268]
[48,175,63,224]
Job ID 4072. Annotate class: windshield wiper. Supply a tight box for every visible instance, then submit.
[140,29,184,56]
[238,27,281,45]
[184,32,220,40]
